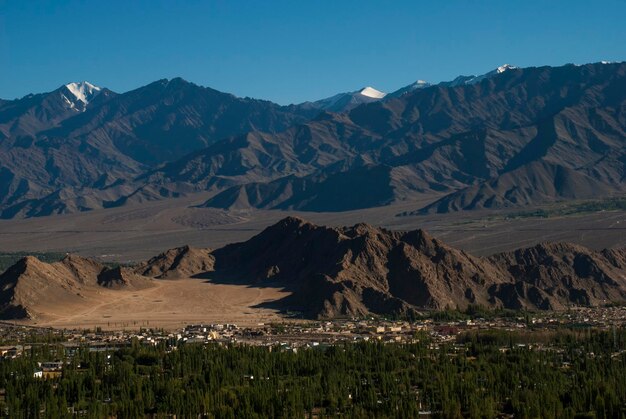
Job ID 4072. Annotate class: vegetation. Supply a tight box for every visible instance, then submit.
[381,304,525,323]
[504,196,626,219]
[0,329,624,417]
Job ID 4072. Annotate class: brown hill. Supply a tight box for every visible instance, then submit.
[488,243,626,309]
[0,255,153,319]
[97,266,154,290]
[209,217,506,317]
[206,217,626,318]
[135,245,215,279]
[3,218,626,320]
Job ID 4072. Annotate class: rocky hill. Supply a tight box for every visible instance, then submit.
[135,245,214,279]
[488,243,626,310]
[0,255,152,319]
[203,217,626,317]
[2,218,625,320]
[209,217,507,317]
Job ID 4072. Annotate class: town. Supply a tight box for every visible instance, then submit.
[0,306,624,417]
[1,305,624,363]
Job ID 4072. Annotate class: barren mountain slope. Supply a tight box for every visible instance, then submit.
[0,255,152,319]
[135,245,215,279]
[207,217,626,317]
[488,243,626,309]
[208,217,509,316]
[3,63,624,218]
[0,79,318,218]
[183,62,626,213]
[2,217,626,321]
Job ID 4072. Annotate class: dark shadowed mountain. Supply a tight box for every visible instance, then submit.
[200,164,398,212]
[177,62,625,213]
[207,217,508,317]
[202,217,626,317]
[1,62,625,218]
[0,79,318,218]
[303,86,388,112]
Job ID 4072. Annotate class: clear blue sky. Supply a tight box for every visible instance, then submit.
[1,0,625,104]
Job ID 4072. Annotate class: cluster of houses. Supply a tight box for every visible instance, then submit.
[181,323,239,343]
[0,305,623,380]
[0,345,24,359]
[33,361,64,379]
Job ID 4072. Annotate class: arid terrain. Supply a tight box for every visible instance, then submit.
[0,193,624,262]
[1,215,625,328]
[24,278,290,330]
[2,63,625,220]
[1,61,625,330]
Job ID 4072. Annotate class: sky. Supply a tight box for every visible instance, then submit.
[1,0,625,105]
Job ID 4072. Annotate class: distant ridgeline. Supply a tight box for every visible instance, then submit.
[0,62,624,218]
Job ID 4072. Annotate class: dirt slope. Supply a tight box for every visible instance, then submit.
[2,217,625,321]
[0,255,152,319]
[135,245,215,279]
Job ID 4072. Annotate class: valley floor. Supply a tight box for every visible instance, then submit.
[20,278,290,330]
[0,193,625,262]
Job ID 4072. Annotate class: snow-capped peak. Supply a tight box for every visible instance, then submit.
[458,64,518,86]
[496,64,517,73]
[359,86,386,99]
[387,79,432,98]
[64,81,101,105]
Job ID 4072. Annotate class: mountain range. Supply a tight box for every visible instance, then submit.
[1,62,624,219]
[1,217,625,319]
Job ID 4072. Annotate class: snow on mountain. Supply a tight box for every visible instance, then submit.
[309,63,518,110]
[388,64,518,100]
[309,86,387,112]
[495,64,517,73]
[412,80,430,88]
[440,75,476,87]
[64,81,101,105]
[459,64,518,85]
[388,80,431,98]
[359,86,386,99]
